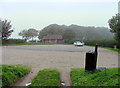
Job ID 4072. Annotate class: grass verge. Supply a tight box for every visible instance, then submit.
[1,64,31,87]
[1,42,68,46]
[71,68,120,87]
[99,46,120,53]
[1,42,55,46]
[29,69,60,87]
[86,45,120,53]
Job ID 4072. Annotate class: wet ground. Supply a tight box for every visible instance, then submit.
[1,45,118,86]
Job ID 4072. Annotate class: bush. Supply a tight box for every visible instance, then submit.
[2,39,25,44]
[64,39,75,44]
[29,40,37,42]
[83,39,117,48]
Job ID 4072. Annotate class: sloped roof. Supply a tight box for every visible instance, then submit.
[42,34,63,40]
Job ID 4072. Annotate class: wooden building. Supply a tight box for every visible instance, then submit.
[42,35,64,43]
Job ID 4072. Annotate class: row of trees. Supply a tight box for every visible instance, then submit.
[0,19,75,43]
[38,24,114,41]
[38,25,76,43]
[0,13,119,48]
[19,27,75,43]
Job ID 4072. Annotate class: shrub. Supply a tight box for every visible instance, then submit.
[2,39,25,44]
[29,40,37,42]
[65,39,75,44]
[83,39,117,48]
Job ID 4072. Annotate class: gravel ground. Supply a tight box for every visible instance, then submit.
[1,45,118,86]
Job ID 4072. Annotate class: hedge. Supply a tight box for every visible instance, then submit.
[2,39,25,44]
[83,39,117,48]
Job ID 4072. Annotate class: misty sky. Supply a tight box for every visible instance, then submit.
[0,0,119,38]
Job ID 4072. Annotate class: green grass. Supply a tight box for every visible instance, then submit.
[1,42,54,46]
[71,68,120,87]
[29,69,60,87]
[99,46,120,53]
[1,64,31,87]
[86,45,120,53]
[1,42,67,46]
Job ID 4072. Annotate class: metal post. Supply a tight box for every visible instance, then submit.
[94,44,98,70]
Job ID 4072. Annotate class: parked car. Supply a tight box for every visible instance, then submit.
[74,41,84,46]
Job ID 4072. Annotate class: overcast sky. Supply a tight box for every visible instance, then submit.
[0,0,119,38]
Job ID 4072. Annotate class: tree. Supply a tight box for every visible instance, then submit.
[38,24,65,39]
[62,29,75,43]
[19,28,38,41]
[19,30,31,41]
[108,13,120,48]
[28,28,38,41]
[0,19,13,40]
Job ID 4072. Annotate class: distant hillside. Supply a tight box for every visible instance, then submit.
[39,24,114,40]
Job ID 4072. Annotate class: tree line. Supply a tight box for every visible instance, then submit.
[39,24,114,40]
[18,26,75,43]
[18,23,114,43]
[0,13,119,48]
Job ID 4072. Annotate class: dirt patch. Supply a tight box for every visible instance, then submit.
[11,68,40,86]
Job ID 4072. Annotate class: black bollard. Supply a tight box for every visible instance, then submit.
[85,45,98,72]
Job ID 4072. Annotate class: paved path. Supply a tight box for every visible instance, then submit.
[1,45,118,86]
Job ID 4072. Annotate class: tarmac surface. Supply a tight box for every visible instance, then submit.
[1,45,119,86]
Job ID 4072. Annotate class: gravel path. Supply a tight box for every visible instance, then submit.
[1,45,118,86]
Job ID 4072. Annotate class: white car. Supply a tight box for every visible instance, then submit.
[74,41,84,46]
